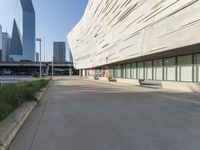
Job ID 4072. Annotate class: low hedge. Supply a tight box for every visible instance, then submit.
[0,77,51,121]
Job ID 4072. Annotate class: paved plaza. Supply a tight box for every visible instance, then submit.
[9,77,200,150]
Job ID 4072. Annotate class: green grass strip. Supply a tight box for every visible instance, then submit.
[0,77,51,121]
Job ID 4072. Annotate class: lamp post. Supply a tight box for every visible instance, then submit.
[69,63,72,77]
[43,37,46,62]
[36,38,42,78]
[52,57,54,78]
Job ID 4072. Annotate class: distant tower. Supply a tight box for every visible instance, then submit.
[2,32,11,62]
[53,42,66,63]
[10,0,35,62]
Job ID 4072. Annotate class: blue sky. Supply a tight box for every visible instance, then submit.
[0,0,88,61]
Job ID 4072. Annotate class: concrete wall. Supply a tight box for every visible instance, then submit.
[68,0,200,69]
[161,81,200,93]
[87,75,200,92]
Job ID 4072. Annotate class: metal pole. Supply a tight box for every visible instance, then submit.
[36,38,42,78]
[40,40,42,78]
[70,63,72,77]
[44,37,46,62]
[52,57,54,78]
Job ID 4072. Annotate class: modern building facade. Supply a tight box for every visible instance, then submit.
[66,42,73,63]
[2,32,11,62]
[69,50,73,63]
[0,25,2,62]
[10,0,35,62]
[53,42,66,63]
[68,0,200,91]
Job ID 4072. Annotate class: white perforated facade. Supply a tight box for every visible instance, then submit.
[68,0,200,84]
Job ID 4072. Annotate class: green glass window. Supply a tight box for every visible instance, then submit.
[131,63,137,79]
[145,61,153,80]
[177,55,193,82]
[164,57,176,81]
[116,65,122,78]
[122,64,126,78]
[154,59,163,80]
[125,64,131,79]
[138,62,144,79]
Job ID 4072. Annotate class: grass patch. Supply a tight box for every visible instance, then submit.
[0,77,51,121]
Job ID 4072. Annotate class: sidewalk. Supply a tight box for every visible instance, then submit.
[9,76,200,150]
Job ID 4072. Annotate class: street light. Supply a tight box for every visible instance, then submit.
[69,62,72,77]
[36,38,42,78]
[52,57,54,78]
[43,37,46,62]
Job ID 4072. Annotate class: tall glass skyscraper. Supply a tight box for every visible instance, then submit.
[2,32,11,62]
[53,42,66,63]
[10,0,35,62]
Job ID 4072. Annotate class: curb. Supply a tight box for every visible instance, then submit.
[0,84,50,150]
[85,77,135,86]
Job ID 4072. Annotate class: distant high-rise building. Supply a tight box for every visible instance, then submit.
[10,0,35,62]
[0,25,2,62]
[36,52,39,62]
[53,42,66,63]
[2,32,11,62]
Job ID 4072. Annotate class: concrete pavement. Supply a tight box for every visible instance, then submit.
[8,76,200,150]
